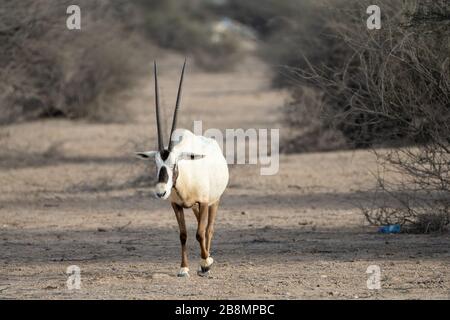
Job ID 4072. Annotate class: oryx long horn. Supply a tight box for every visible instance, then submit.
[168,58,187,151]
[154,61,164,152]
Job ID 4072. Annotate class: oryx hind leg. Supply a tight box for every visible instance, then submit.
[195,202,214,276]
[194,201,219,276]
[172,202,189,277]
[206,201,219,254]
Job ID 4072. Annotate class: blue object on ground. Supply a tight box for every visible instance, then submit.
[378,224,401,234]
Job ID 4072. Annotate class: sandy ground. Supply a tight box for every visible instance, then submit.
[0,55,449,300]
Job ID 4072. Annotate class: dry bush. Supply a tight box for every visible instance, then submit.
[213,0,334,84]
[137,0,243,71]
[245,0,449,231]
[278,0,449,149]
[215,0,355,150]
[194,32,244,72]
[281,87,347,153]
[287,0,449,231]
[364,144,450,233]
[0,0,146,123]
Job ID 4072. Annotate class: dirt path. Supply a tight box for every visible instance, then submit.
[0,56,449,299]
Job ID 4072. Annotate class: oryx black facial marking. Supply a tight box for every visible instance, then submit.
[158,166,169,183]
[160,149,170,161]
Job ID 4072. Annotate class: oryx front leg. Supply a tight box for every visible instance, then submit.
[196,202,213,276]
[172,202,189,277]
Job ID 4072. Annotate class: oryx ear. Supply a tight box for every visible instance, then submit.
[178,152,205,161]
[135,151,157,160]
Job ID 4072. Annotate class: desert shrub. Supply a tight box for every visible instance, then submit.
[287,0,449,231]
[136,0,243,71]
[290,1,449,147]
[281,87,347,153]
[234,0,449,231]
[363,144,450,233]
[0,0,146,123]
[211,0,331,87]
[249,0,449,153]
[214,0,353,150]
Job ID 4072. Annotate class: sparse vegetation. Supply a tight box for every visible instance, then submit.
[0,0,147,123]
[219,0,449,232]
[274,0,450,231]
[281,86,347,153]
[136,0,244,71]
[0,0,245,124]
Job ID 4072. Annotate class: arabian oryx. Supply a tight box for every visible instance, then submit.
[136,60,229,277]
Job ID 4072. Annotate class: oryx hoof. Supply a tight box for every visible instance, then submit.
[197,269,211,277]
[197,257,213,276]
[177,267,190,278]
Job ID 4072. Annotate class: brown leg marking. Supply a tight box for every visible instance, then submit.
[206,201,219,254]
[172,202,188,269]
[196,202,209,260]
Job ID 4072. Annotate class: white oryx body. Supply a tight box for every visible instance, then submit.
[167,129,229,208]
[136,60,228,277]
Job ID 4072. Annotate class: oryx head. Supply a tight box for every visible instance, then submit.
[136,59,204,200]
